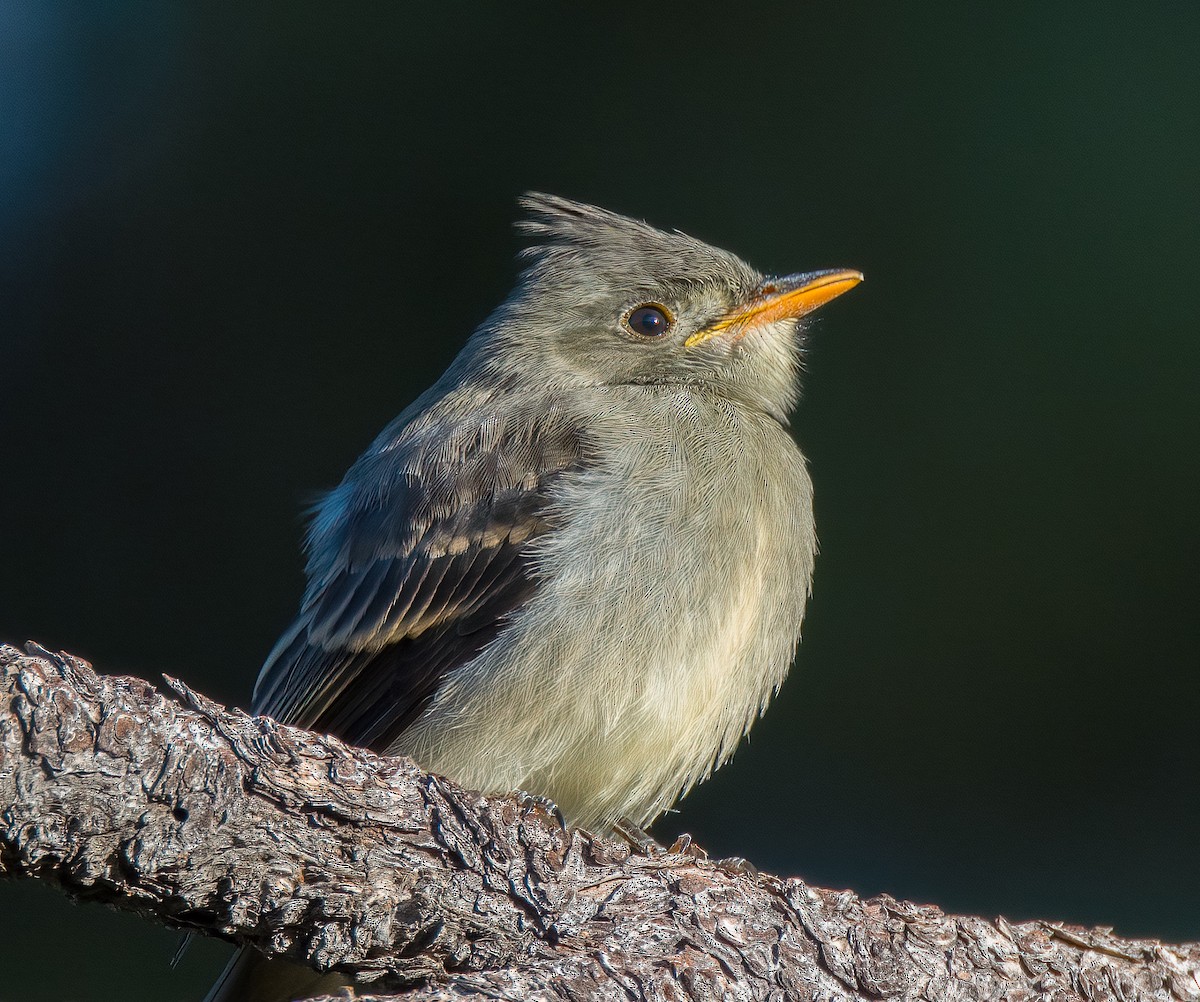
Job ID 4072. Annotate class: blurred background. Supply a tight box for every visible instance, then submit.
[2,3,1198,999]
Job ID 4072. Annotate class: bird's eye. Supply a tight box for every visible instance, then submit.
[625,304,672,338]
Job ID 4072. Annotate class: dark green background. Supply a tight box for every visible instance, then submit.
[2,4,1198,999]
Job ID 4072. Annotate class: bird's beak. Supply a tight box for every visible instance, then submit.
[684,268,864,347]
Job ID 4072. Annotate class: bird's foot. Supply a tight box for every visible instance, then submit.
[518,791,569,829]
[613,817,665,855]
[666,832,708,860]
[715,855,759,879]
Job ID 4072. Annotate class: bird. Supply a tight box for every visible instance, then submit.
[204,193,861,1001]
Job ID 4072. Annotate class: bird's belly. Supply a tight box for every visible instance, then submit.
[401,568,779,832]
[394,406,815,831]
[521,565,778,830]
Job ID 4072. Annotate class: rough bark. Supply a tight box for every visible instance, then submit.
[1,642,1197,1002]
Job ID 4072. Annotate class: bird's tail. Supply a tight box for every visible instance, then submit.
[203,946,350,1002]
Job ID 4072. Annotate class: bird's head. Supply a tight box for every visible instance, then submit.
[472,193,861,424]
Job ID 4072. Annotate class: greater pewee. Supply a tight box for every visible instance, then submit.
[206,194,861,1001]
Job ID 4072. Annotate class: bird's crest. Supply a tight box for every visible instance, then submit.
[513,192,759,292]
[515,192,663,256]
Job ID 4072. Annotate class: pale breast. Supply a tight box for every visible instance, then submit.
[396,387,816,831]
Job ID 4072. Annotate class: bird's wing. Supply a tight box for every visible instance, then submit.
[252,411,585,750]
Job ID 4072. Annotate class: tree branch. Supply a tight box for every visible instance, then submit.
[2,643,1197,1002]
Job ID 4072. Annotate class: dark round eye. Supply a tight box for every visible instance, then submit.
[626,304,671,338]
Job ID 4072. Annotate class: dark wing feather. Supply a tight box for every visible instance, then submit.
[253,410,585,750]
